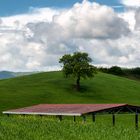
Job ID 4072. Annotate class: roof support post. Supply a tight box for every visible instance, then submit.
[112,114,115,126]
[92,113,95,122]
[58,115,62,121]
[74,116,76,122]
[135,112,138,130]
[82,115,86,123]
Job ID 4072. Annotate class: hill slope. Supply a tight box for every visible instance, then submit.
[0,71,140,112]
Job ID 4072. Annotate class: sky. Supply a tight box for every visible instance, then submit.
[0,0,123,16]
[0,0,140,71]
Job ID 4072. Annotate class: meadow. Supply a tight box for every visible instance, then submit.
[0,71,140,139]
[0,114,140,140]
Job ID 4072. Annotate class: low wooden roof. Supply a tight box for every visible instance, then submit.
[3,104,140,116]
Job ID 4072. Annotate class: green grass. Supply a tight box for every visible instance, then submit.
[0,71,140,139]
[0,115,140,140]
[0,71,140,112]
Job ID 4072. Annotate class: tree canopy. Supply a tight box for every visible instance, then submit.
[59,52,96,90]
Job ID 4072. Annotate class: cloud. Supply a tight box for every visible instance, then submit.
[0,18,2,25]
[54,1,130,39]
[135,8,140,30]
[119,10,136,31]
[121,0,140,7]
[0,0,139,71]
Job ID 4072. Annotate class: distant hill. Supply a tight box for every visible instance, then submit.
[0,71,36,79]
[0,71,140,112]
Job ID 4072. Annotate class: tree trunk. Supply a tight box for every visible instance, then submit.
[76,76,80,91]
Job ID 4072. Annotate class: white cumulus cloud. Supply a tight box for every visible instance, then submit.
[121,0,140,7]
[0,0,139,71]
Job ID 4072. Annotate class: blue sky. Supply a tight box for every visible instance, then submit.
[0,0,123,16]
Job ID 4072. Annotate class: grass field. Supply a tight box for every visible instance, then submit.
[0,115,140,140]
[0,71,140,139]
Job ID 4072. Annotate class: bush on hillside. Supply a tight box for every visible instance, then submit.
[108,66,124,75]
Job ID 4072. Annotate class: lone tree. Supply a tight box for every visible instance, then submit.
[59,52,96,91]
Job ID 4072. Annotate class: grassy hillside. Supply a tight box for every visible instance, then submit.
[0,71,140,140]
[0,71,140,112]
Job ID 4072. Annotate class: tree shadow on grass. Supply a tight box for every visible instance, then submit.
[71,84,92,93]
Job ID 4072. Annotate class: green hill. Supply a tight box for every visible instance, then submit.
[1,71,140,140]
[0,71,140,112]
